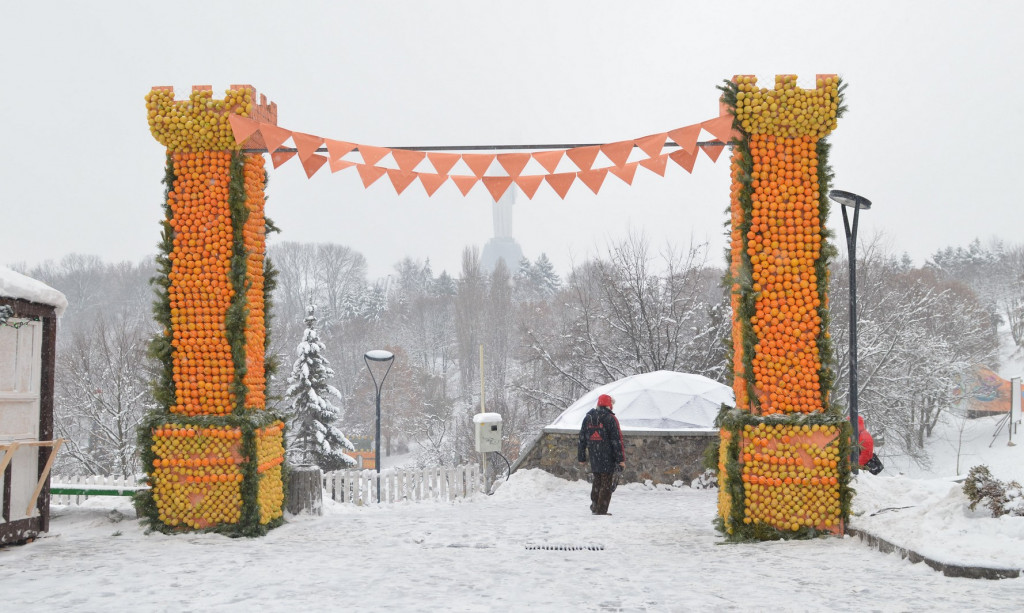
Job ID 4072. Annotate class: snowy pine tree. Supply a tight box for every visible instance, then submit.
[285,305,356,471]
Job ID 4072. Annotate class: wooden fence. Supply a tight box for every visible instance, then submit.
[50,475,146,505]
[322,464,482,505]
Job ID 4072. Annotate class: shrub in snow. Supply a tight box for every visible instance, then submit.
[692,468,718,490]
[963,465,1024,518]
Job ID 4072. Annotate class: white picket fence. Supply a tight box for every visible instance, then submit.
[322,464,482,505]
[49,475,146,505]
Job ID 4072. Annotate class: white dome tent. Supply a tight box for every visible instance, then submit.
[548,370,734,432]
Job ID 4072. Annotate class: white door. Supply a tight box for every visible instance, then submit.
[0,319,43,521]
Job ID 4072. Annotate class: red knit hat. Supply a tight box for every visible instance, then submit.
[597,394,614,408]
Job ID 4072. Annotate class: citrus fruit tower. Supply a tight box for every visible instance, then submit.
[135,85,285,535]
[716,75,853,540]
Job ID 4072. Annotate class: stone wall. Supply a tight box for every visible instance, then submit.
[512,428,719,485]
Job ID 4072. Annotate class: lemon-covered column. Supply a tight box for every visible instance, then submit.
[136,85,284,535]
[717,75,852,539]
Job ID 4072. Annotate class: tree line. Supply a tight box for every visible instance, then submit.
[14,234,1022,477]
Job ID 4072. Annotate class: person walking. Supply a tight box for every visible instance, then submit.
[578,393,625,515]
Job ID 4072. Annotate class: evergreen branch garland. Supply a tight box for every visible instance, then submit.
[227,151,251,413]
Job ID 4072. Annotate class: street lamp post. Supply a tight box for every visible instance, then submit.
[829,190,872,473]
[364,349,395,503]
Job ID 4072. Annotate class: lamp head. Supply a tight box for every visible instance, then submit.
[829,189,872,210]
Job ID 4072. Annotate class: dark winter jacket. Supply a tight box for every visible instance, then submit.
[577,407,625,474]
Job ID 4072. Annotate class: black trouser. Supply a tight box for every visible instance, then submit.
[590,472,614,514]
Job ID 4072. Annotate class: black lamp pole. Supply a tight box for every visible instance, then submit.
[829,190,872,473]
[364,349,395,503]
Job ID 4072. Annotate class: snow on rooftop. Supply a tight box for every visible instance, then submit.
[548,370,734,431]
[0,266,67,316]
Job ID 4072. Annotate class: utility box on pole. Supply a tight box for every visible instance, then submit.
[473,412,503,453]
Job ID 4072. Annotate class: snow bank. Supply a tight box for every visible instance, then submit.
[0,265,67,316]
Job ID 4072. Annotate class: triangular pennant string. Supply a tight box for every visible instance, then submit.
[532,150,564,174]
[228,115,260,146]
[427,152,461,175]
[301,154,328,178]
[639,154,668,177]
[608,161,638,185]
[545,172,576,200]
[565,145,601,172]
[259,123,293,155]
[482,176,514,201]
[667,125,701,155]
[392,149,427,172]
[450,175,479,196]
[578,168,608,194]
[669,147,699,173]
[496,153,531,178]
[329,158,355,173]
[358,145,391,166]
[635,133,667,159]
[271,150,296,169]
[461,154,496,178]
[701,115,737,144]
[356,164,387,187]
[600,140,634,167]
[325,139,357,162]
[699,142,726,163]
[292,132,325,162]
[418,172,448,196]
[514,175,544,199]
[387,169,417,194]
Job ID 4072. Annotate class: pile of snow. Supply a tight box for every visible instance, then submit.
[0,266,67,316]
[547,370,734,431]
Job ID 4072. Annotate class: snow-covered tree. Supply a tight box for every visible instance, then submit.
[284,306,356,471]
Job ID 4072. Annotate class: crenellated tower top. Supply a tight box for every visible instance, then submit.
[732,74,840,139]
[145,84,277,152]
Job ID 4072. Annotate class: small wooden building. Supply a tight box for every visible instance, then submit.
[0,267,67,545]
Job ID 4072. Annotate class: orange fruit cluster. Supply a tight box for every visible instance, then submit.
[733,75,839,139]
[168,150,237,416]
[150,425,244,528]
[717,429,734,522]
[146,86,253,152]
[242,155,268,410]
[746,134,824,415]
[255,422,285,524]
[740,423,842,532]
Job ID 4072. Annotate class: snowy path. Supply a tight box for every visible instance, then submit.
[3,469,1022,612]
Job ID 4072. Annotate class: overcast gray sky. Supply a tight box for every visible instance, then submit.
[2,1,1021,279]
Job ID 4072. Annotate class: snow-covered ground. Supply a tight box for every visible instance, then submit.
[2,411,1023,612]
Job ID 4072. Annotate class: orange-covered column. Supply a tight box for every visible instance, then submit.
[717,75,852,540]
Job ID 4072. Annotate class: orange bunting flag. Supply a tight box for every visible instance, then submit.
[292,132,325,162]
[259,123,293,154]
[667,125,701,155]
[639,154,668,177]
[271,150,296,169]
[356,164,387,187]
[228,115,260,146]
[461,154,496,178]
[532,150,564,174]
[301,154,328,178]
[450,175,479,196]
[578,168,608,194]
[482,176,513,201]
[635,133,667,159]
[600,140,634,168]
[387,169,417,194]
[545,172,576,200]
[392,149,426,172]
[699,142,726,163]
[701,115,737,144]
[496,153,531,178]
[514,175,544,199]
[609,161,638,185]
[418,173,448,196]
[329,158,355,173]
[325,139,357,162]
[358,145,391,167]
[427,152,461,175]
[566,145,601,172]
[669,147,699,173]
